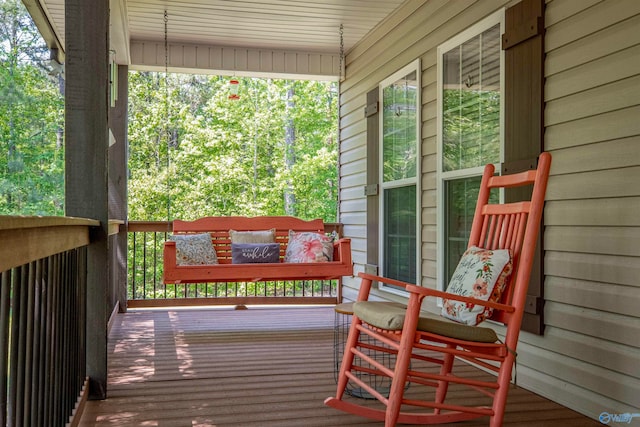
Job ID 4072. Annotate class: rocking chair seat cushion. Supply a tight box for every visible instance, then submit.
[353,301,499,343]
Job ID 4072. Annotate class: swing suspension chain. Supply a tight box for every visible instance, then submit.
[338,24,344,79]
[164,9,171,227]
[164,10,169,95]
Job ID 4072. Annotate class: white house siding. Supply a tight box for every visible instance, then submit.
[337,0,640,421]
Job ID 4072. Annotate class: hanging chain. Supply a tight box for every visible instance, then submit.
[164,11,169,86]
[164,9,170,127]
[164,9,172,226]
[339,24,345,82]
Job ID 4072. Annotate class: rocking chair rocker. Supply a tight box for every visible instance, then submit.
[325,152,551,426]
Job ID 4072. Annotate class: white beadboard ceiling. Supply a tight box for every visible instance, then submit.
[30,0,408,67]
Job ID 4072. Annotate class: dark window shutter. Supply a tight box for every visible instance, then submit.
[365,88,379,275]
[502,0,545,334]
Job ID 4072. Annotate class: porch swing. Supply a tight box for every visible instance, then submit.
[160,15,353,285]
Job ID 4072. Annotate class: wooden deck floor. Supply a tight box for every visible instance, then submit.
[79,306,600,426]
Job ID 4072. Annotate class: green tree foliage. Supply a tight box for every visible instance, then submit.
[1,0,337,220]
[442,88,500,172]
[128,72,338,222]
[0,0,64,215]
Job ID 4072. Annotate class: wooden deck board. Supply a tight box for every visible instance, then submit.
[79,306,600,426]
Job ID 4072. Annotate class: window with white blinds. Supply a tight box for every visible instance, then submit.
[379,59,421,289]
[437,11,504,291]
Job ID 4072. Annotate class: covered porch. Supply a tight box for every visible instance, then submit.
[5,0,638,425]
[79,305,600,426]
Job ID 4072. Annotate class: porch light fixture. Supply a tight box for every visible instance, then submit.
[228,78,240,100]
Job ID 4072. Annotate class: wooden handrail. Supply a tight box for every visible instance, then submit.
[0,215,100,273]
[109,219,125,236]
[0,217,340,273]
[126,220,344,237]
[0,215,99,230]
[127,220,173,233]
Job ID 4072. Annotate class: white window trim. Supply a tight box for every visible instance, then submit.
[436,10,505,293]
[378,58,421,295]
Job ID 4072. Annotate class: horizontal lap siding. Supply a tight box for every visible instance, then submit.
[339,0,511,303]
[536,0,640,418]
[338,0,640,421]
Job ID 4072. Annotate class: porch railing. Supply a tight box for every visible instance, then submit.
[127,220,342,307]
[0,216,98,427]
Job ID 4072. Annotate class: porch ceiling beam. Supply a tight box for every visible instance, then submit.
[129,40,341,81]
[22,0,65,62]
[109,0,131,64]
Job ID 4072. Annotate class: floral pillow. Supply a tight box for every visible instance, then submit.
[169,233,218,266]
[284,231,334,263]
[441,246,512,326]
[229,229,276,244]
[231,243,280,264]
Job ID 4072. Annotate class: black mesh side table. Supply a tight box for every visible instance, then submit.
[333,302,398,399]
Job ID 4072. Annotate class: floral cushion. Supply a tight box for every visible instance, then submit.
[284,231,334,263]
[170,233,218,266]
[229,229,276,244]
[441,246,512,326]
[231,243,280,264]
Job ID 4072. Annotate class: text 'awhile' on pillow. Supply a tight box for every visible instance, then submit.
[231,243,280,264]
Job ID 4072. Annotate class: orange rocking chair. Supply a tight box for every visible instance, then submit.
[325,152,551,426]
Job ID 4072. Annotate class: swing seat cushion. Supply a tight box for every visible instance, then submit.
[284,231,334,263]
[231,243,280,264]
[229,228,276,244]
[170,233,219,265]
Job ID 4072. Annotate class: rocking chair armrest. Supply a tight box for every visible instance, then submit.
[404,283,515,313]
[357,272,412,291]
[356,272,514,313]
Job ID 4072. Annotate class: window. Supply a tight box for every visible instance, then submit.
[437,11,504,291]
[379,60,421,290]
